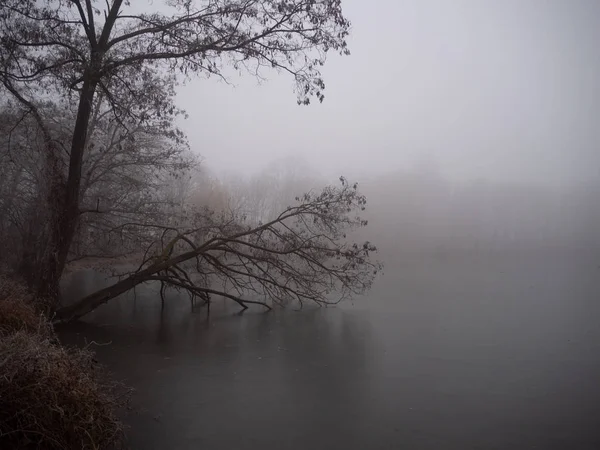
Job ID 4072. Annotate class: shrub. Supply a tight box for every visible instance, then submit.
[0,278,128,449]
[0,277,50,336]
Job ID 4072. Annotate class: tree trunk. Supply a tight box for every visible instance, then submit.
[33,0,124,309]
[54,272,148,323]
[37,75,99,310]
[17,140,64,305]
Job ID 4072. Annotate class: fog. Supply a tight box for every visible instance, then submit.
[178,0,600,190]
[171,0,600,263]
[59,1,600,448]
[4,0,600,448]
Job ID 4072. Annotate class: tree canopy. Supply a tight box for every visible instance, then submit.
[0,1,382,319]
[1,0,350,109]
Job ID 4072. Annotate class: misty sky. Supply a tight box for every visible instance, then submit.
[175,0,600,187]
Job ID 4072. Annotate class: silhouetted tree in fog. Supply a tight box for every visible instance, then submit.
[0,0,352,307]
[56,178,382,322]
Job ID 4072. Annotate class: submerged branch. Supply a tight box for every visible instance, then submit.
[54,178,381,323]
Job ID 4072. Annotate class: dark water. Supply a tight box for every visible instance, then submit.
[59,251,600,449]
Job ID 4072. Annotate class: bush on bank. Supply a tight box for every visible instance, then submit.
[0,277,128,449]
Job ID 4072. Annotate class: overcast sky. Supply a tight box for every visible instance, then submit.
[175,0,600,188]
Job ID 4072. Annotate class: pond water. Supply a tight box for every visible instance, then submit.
[59,250,600,449]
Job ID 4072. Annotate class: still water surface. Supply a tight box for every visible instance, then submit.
[60,251,600,449]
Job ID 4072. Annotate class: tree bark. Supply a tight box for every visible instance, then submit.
[56,75,98,277]
[37,75,98,309]
[54,272,147,323]
[39,0,124,309]
[54,249,272,323]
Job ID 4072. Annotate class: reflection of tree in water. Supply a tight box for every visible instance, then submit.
[215,307,377,447]
[155,306,173,348]
[291,310,375,445]
[62,279,378,448]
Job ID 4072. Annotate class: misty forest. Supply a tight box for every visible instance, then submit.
[1,1,600,449]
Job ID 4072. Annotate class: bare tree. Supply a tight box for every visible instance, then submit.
[0,0,351,305]
[0,101,72,285]
[0,98,194,280]
[55,178,382,323]
[71,96,195,263]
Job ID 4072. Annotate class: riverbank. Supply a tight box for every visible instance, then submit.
[0,277,128,449]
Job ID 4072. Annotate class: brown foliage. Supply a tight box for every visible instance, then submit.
[0,277,51,336]
[0,279,129,449]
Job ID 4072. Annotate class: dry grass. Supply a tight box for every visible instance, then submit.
[0,277,50,337]
[0,277,129,449]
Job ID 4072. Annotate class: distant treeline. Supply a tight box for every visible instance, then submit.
[357,169,600,255]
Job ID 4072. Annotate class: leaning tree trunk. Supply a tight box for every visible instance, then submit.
[53,243,272,323]
[54,254,193,323]
[54,246,203,323]
[54,273,148,323]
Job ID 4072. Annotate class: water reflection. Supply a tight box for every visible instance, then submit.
[60,271,377,450]
[59,253,600,449]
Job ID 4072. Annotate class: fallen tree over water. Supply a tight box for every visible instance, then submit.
[55,178,382,323]
[0,0,352,307]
